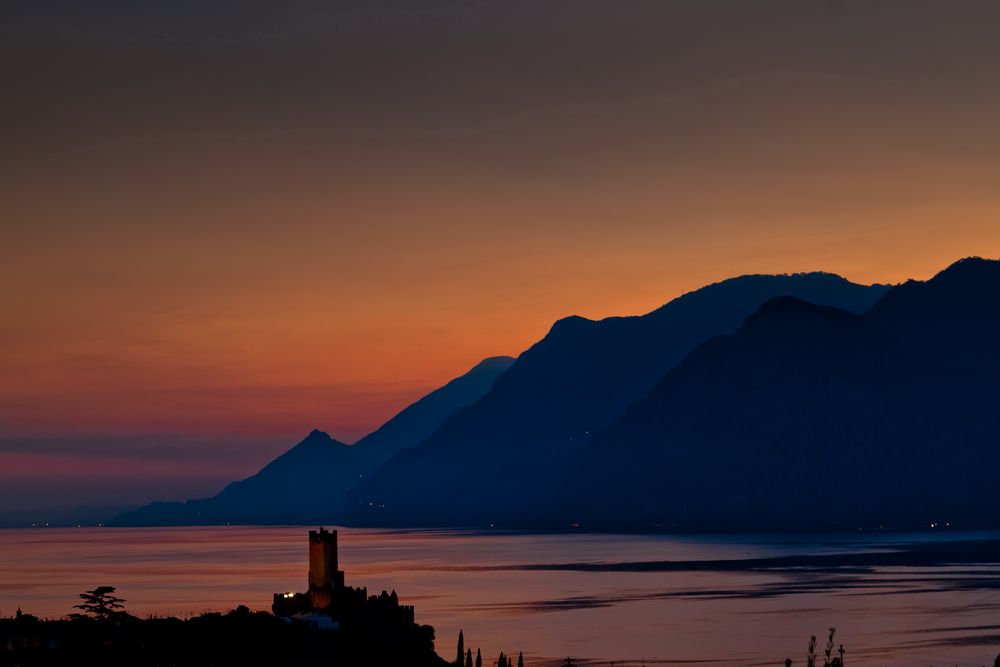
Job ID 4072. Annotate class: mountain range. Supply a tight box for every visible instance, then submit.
[115,257,1000,532]
[573,257,1000,531]
[346,272,888,526]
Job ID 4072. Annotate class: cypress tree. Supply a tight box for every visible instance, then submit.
[456,630,465,665]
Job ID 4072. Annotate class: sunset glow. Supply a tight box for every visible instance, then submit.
[4,1,1000,516]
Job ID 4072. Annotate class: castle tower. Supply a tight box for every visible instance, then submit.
[308,528,338,590]
[308,527,344,609]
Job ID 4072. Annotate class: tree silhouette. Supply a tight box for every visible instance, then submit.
[476,647,483,667]
[72,586,126,620]
[456,630,465,665]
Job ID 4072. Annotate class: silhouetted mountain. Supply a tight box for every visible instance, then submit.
[573,257,1000,531]
[355,356,516,456]
[349,272,888,526]
[112,357,514,526]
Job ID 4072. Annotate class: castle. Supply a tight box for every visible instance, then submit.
[272,528,414,626]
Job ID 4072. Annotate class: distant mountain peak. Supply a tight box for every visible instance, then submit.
[473,356,517,370]
[548,314,596,333]
[110,357,514,527]
[546,273,868,338]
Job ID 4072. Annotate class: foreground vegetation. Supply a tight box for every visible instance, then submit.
[1,587,446,667]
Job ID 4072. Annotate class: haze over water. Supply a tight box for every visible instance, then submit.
[3,527,1000,666]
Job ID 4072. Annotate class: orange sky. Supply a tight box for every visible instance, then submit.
[3,2,1000,511]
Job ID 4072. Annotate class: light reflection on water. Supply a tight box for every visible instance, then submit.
[2,527,1000,666]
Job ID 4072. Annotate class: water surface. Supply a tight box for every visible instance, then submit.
[2,527,1000,666]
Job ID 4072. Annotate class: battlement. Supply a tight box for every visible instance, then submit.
[308,527,336,545]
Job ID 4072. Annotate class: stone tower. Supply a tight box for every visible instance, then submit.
[308,527,344,609]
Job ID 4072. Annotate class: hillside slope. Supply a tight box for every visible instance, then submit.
[113,356,514,525]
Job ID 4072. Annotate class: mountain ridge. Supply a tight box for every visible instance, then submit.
[348,270,890,526]
[112,356,514,526]
[572,256,1000,531]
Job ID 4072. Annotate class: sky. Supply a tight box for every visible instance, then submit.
[3,0,1000,521]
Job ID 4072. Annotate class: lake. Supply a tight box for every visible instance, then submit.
[2,526,1000,666]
